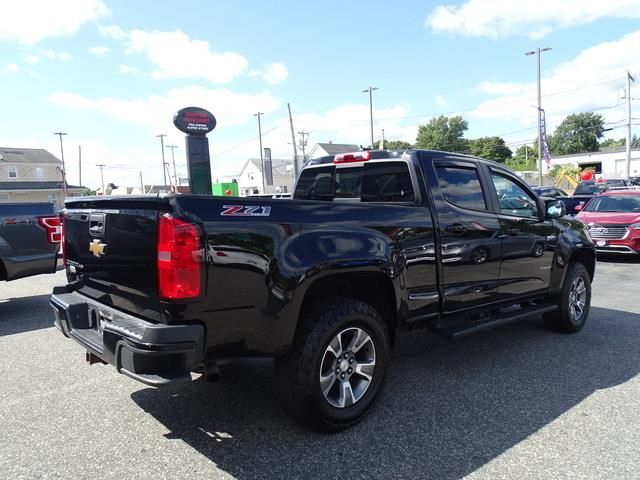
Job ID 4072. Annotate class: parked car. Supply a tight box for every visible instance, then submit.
[576,189,640,254]
[51,150,595,432]
[0,202,61,282]
[545,180,632,215]
[531,186,569,199]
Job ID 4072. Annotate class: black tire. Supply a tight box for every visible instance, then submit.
[533,242,544,257]
[471,247,489,264]
[275,297,390,432]
[543,262,591,333]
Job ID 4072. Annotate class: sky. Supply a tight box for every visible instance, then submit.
[1,0,640,189]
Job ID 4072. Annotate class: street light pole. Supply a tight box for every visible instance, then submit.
[362,86,378,148]
[156,134,167,189]
[166,144,178,189]
[96,164,106,195]
[254,112,265,193]
[525,47,551,186]
[53,131,68,196]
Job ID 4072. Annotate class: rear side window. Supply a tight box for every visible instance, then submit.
[295,161,415,203]
[294,166,334,200]
[361,162,415,202]
[436,166,486,210]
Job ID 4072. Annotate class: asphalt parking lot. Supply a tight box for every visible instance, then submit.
[1,258,639,480]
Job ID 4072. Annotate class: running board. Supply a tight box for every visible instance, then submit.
[437,304,558,339]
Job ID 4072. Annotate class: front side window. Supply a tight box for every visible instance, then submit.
[491,172,539,218]
[435,166,486,210]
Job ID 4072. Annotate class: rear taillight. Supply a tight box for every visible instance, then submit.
[157,213,202,299]
[37,216,62,244]
[60,213,67,264]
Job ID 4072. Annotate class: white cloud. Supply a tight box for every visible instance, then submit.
[435,95,449,107]
[3,63,21,74]
[48,86,280,133]
[470,31,640,136]
[104,28,248,84]
[89,46,110,56]
[0,0,110,44]
[118,64,138,75]
[39,49,73,62]
[249,63,289,85]
[24,54,40,65]
[426,0,640,39]
[99,24,126,40]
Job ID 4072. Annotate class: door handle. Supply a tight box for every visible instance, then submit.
[445,224,466,234]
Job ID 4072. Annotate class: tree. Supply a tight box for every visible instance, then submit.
[383,140,413,150]
[506,144,537,171]
[367,140,413,150]
[415,115,468,152]
[547,112,605,155]
[468,136,512,162]
[600,138,625,148]
[632,134,640,149]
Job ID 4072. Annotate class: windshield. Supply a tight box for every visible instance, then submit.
[583,195,640,212]
[575,183,606,195]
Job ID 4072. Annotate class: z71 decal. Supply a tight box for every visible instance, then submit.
[220,205,272,217]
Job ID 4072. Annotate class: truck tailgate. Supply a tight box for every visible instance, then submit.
[63,197,164,320]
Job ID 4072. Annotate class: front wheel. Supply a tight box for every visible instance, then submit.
[543,262,591,333]
[275,297,390,432]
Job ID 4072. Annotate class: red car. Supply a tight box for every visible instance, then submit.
[576,190,640,254]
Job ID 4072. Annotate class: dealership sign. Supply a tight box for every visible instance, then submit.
[173,107,217,135]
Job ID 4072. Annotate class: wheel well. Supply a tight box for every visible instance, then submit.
[0,259,6,281]
[299,272,398,344]
[570,248,596,280]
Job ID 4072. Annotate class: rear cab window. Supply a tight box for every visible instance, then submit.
[294,154,416,203]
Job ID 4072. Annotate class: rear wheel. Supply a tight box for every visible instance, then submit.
[543,262,591,333]
[275,297,390,432]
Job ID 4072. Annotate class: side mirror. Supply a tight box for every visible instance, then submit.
[574,203,584,212]
[545,199,565,219]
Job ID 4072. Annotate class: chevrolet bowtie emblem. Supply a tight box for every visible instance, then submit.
[89,239,107,257]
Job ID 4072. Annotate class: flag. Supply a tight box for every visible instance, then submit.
[539,108,551,168]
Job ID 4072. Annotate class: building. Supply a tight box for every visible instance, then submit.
[307,142,361,159]
[236,158,294,196]
[548,146,640,179]
[0,147,85,204]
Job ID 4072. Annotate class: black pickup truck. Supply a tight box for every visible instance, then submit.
[1,202,61,282]
[51,149,595,431]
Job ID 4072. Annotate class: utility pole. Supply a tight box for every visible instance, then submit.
[626,71,635,179]
[287,103,299,180]
[78,145,82,186]
[139,171,145,194]
[166,144,178,191]
[156,134,167,189]
[254,112,265,193]
[298,131,309,164]
[362,86,378,148]
[525,47,551,186]
[164,162,174,190]
[380,128,385,150]
[96,164,106,195]
[53,131,68,195]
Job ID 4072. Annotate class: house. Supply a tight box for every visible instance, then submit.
[0,147,85,204]
[548,146,640,179]
[236,158,294,196]
[307,142,361,159]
